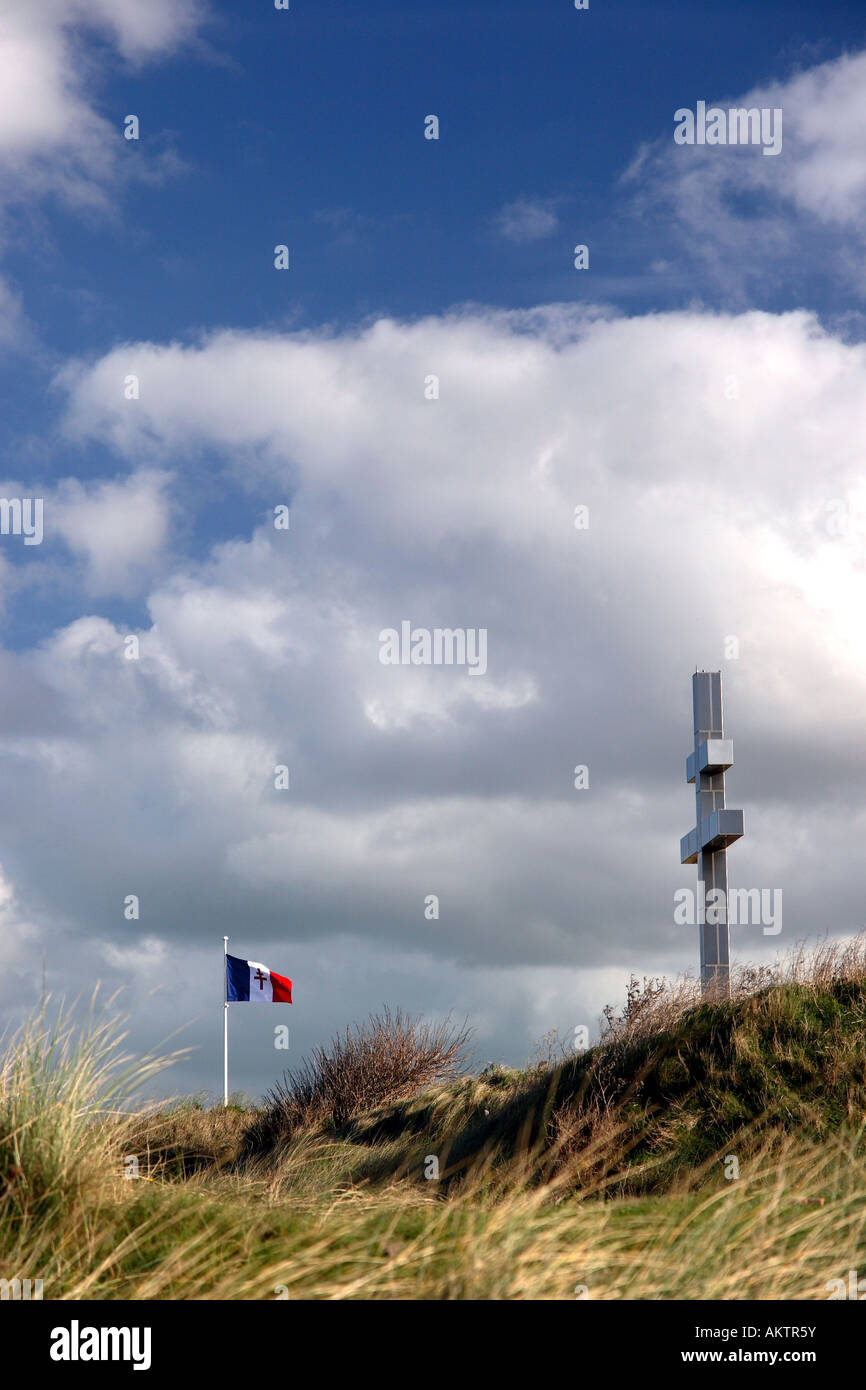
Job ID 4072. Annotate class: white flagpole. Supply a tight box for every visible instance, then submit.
[223,936,229,1107]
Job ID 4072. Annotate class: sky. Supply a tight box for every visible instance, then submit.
[2,0,866,1101]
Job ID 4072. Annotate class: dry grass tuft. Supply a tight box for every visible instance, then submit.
[598,933,866,1047]
[243,1007,472,1154]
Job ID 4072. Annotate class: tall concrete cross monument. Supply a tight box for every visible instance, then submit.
[680,670,744,996]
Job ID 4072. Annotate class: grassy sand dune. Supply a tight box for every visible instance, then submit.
[2,941,866,1299]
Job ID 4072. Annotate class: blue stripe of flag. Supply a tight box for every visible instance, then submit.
[226,953,251,1001]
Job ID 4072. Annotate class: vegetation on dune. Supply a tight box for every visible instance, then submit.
[243,1006,472,1154]
[2,939,866,1299]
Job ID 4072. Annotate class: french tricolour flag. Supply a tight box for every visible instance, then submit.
[226,953,292,1003]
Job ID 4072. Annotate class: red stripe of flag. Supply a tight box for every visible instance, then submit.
[271,970,292,1003]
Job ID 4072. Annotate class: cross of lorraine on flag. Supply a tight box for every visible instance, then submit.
[226,953,292,1003]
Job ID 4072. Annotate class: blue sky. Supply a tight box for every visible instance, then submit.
[2,0,866,1099]
[7,3,865,348]
[6,0,865,651]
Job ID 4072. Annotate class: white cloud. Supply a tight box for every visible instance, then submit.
[624,48,866,298]
[1,300,865,1090]
[495,197,561,243]
[0,864,43,1023]
[67,0,206,60]
[50,469,172,595]
[0,0,205,211]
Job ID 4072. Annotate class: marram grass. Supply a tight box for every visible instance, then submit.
[3,951,866,1300]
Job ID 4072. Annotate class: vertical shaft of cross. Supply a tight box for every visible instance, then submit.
[680,671,744,998]
[695,673,729,994]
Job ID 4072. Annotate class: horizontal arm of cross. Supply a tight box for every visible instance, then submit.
[680,808,745,864]
[686,739,734,784]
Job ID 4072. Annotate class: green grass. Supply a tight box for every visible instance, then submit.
[3,941,866,1299]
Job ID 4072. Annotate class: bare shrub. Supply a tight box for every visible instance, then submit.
[600,974,673,1045]
[245,1008,472,1154]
